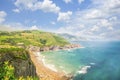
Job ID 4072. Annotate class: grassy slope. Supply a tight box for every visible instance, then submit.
[0,30,69,48]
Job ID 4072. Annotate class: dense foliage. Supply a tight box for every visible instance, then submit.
[0,48,28,60]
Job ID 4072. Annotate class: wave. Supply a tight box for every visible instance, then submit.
[77,66,91,74]
[34,51,58,72]
[90,62,95,65]
[42,57,58,72]
[59,66,64,69]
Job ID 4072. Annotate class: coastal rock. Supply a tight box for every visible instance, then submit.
[29,44,81,53]
[49,46,60,51]
[29,45,40,52]
[62,44,81,50]
[40,47,49,52]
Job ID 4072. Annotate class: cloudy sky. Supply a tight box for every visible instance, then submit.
[0,0,120,40]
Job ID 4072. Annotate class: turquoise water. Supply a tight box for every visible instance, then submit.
[41,41,120,80]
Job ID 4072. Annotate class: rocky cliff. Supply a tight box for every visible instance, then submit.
[0,48,38,78]
[39,44,81,52]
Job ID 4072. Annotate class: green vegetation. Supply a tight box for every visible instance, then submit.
[0,48,28,60]
[0,30,69,80]
[0,61,15,80]
[0,61,38,80]
[0,30,69,48]
[0,48,38,80]
[40,39,47,46]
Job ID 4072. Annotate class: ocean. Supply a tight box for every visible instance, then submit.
[41,41,120,80]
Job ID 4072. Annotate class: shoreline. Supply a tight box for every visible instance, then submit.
[29,50,72,80]
[28,44,82,80]
[35,52,58,73]
[41,55,58,72]
[39,44,82,52]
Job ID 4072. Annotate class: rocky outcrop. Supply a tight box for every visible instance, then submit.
[49,46,60,51]
[62,44,81,50]
[28,45,40,52]
[28,44,81,52]
[38,44,81,52]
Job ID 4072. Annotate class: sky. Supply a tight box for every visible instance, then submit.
[0,0,120,41]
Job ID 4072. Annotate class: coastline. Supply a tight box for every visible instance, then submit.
[39,44,81,52]
[29,50,72,80]
[28,44,82,80]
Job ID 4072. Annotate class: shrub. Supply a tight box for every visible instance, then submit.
[0,61,15,80]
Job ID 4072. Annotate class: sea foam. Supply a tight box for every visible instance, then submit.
[77,66,91,74]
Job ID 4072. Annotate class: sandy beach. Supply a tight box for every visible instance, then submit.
[29,51,70,80]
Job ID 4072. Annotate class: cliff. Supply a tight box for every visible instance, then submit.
[0,48,38,79]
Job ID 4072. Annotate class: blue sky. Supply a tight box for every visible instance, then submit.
[0,0,120,40]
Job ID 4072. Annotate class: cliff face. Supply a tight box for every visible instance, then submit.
[0,48,38,78]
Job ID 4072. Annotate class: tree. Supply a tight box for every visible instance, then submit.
[40,39,47,46]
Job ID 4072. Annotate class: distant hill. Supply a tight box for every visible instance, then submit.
[58,33,87,41]
[0,30,69,48]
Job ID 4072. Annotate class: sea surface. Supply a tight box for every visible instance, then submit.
[41,41,120,80]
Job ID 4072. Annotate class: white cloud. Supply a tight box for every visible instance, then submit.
[98,19,114,30]
[57,11,72,21]
[91,25,99,32]
[109,16,117,21]
[15,0,60,13]
[35,0,60,13]
[84,9,104,19]
[14,0,37,10]
[91,0,120,10]
[100,33,106,36]
[12,8,20,13]
[100,19,111,27]
[63,0,72,4]
[15,0,75,23]
[78,0,84,4]
[30,25,39,30]
[108,26,113,30]
[103,0,120,9]
[51,21,56,25]
[57,24,85,34]
[56,0,120,40]
[99,30,120,41]
[0,11,7,24]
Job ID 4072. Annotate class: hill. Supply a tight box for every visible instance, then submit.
[0,30,70,48]
[58,33,87,41]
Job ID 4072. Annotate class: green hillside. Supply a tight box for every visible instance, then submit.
[0,30,69,48]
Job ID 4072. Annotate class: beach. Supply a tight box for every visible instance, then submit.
[29,51,71,80]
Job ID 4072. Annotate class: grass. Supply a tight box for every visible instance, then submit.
[0,30,70,48]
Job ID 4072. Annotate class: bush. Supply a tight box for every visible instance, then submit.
[0,61,15,80]
[0,61,38,80]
